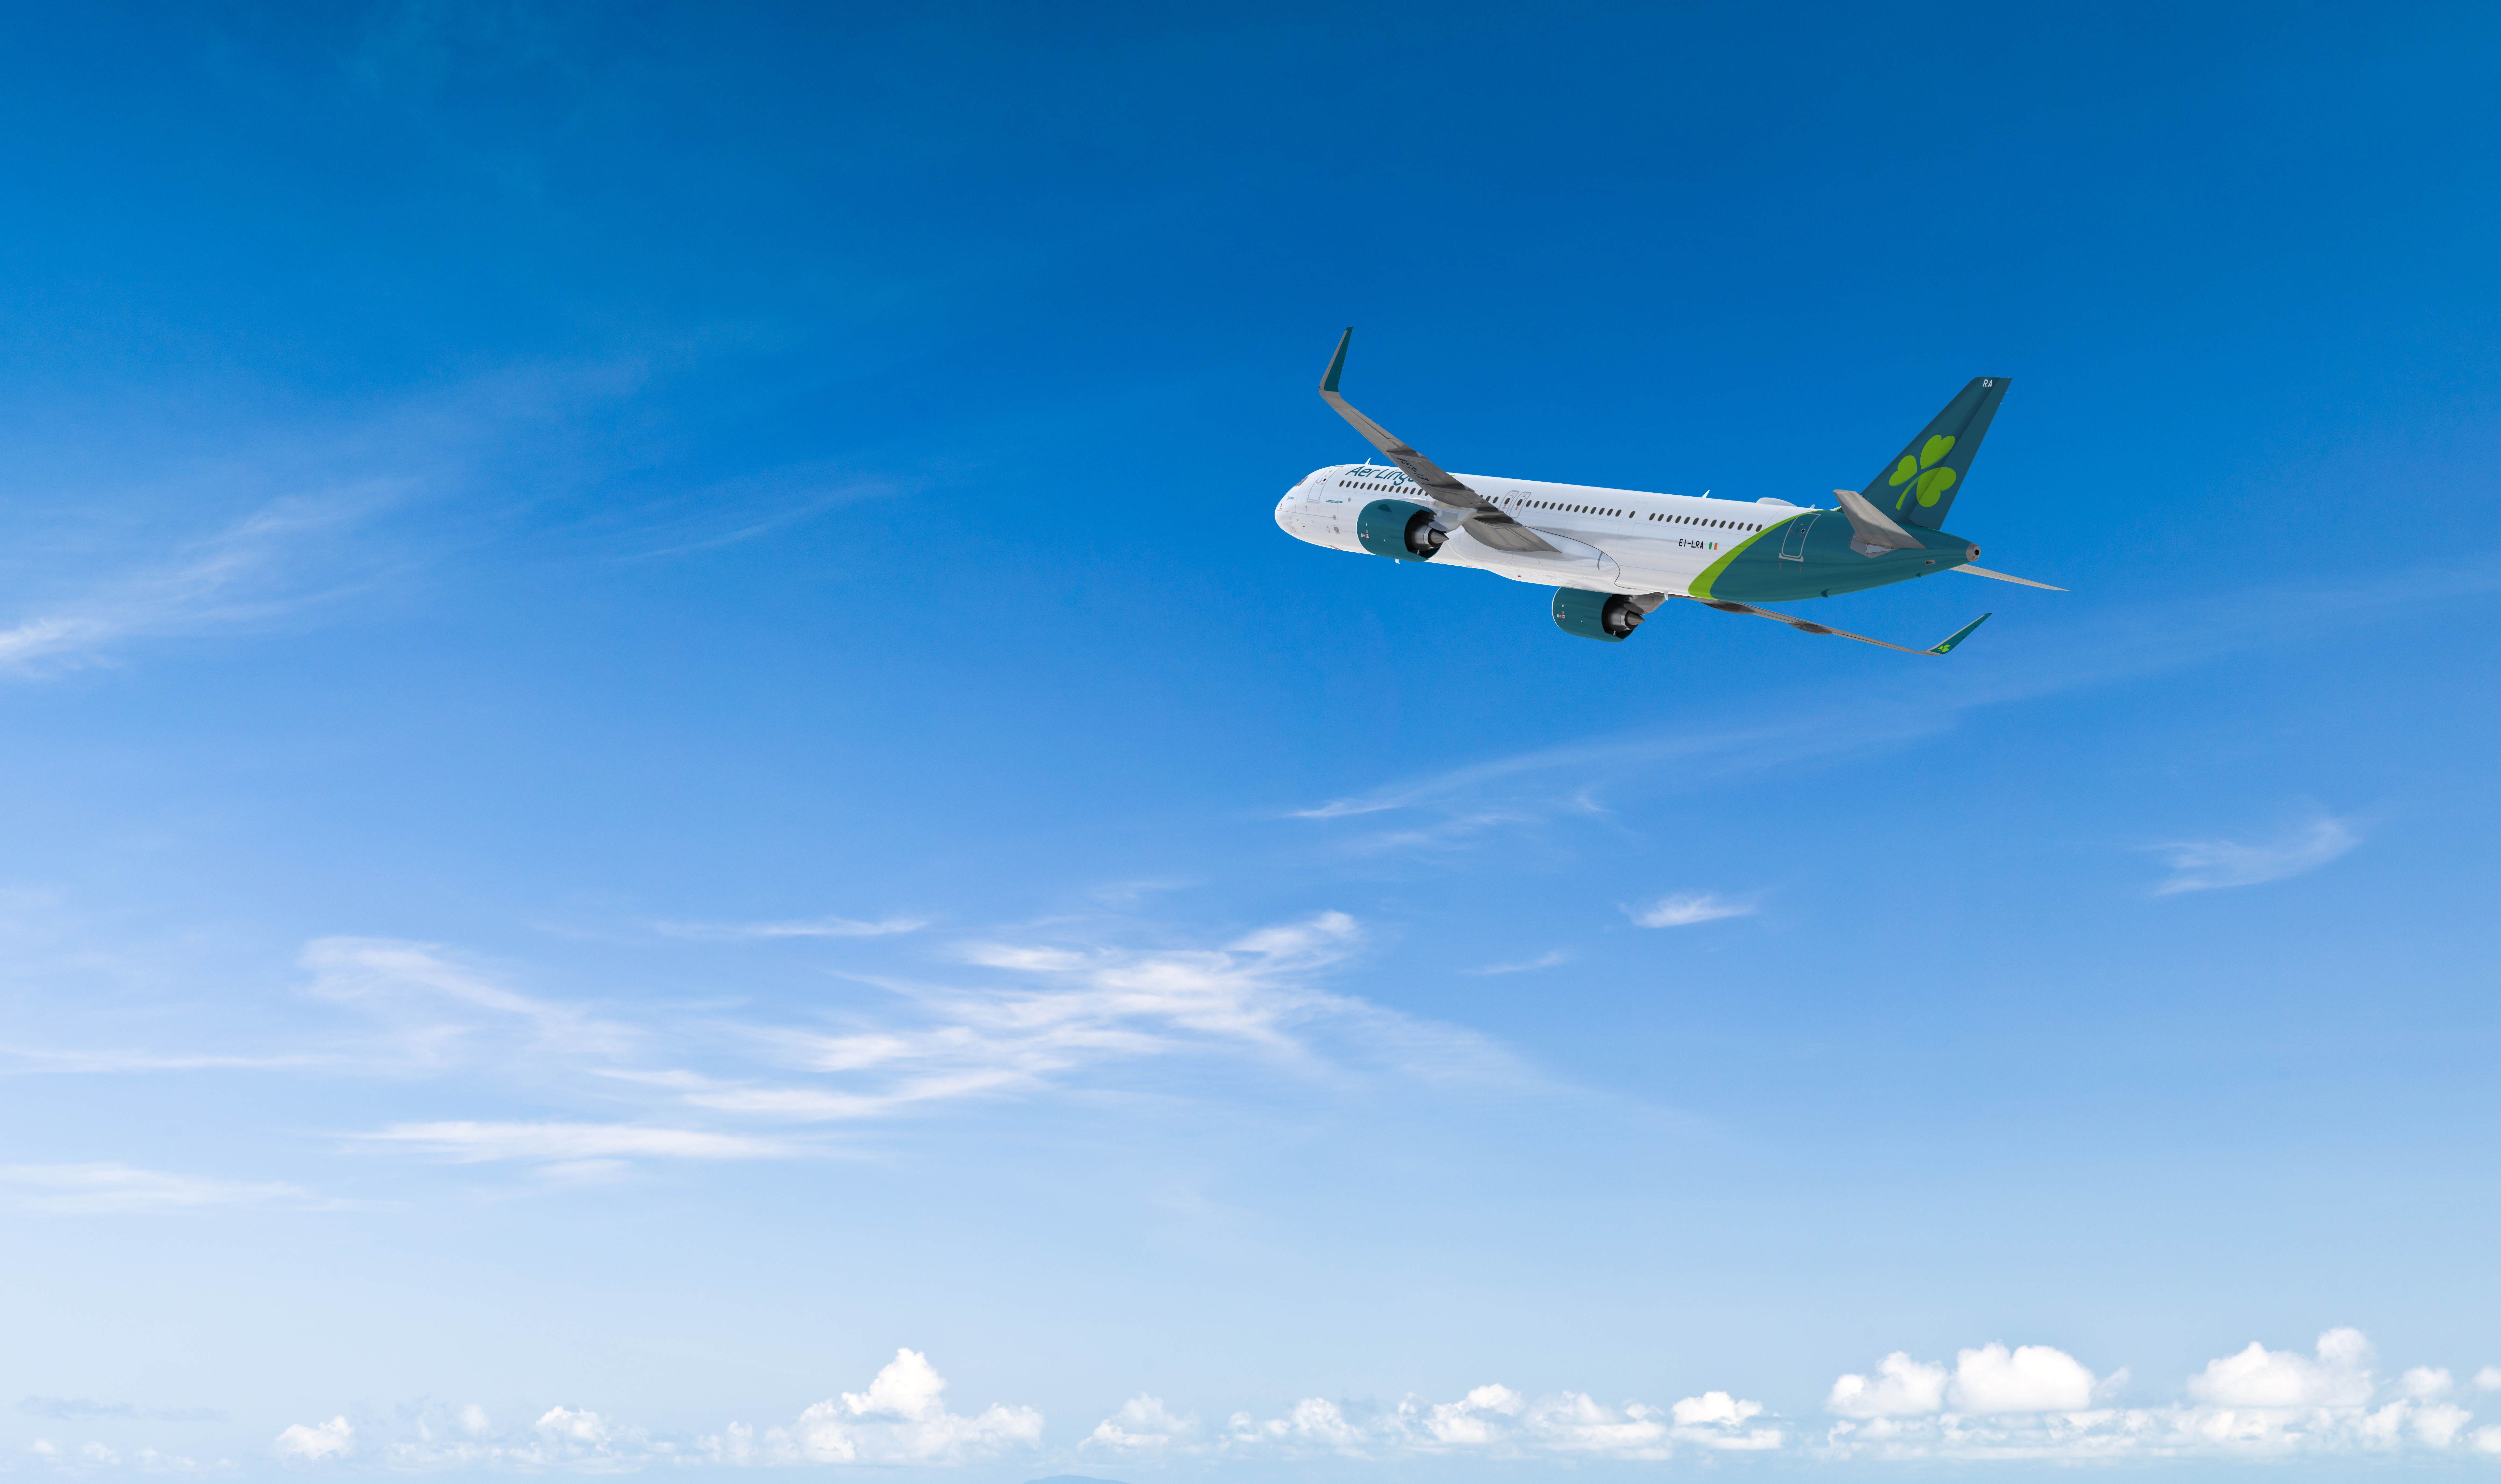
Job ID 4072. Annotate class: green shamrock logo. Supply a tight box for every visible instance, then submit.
[1889,433,1957,511]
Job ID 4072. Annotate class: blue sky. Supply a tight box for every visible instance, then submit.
[3,1,2500,1479]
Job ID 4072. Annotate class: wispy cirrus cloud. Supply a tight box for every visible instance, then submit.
[17,1396,224,1423]
[300,937,637,1064]
[0,356,714,684]
[332,913,1492,1158]
[0,489,405,679]
[355,1121,798,1165]
[11,932,644,1090]
[1086,879,1193,908]
[25,1439,220,1471]
[599,468,901,562]
[8,906,1508,1183]
[693,909,1516,1123]
[1466,949,1572,975]
[0,1163,348,1215]
[389,910,1510,1168]
[648,915,928,942]
[2151,815,2361,894]
[0,370,546,683]
[1626,892,1755,928]
[0,1047,332,1074]
[1284,560,2501,858]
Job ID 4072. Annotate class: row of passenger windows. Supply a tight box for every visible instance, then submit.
[1646,511,1764,531]
[1335,474,1769,534]
[1501,495,1764,533]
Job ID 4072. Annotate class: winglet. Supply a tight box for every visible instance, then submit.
[1321,327,1352,393]
[1309,330,1552,551]
[1928,613,1992,654]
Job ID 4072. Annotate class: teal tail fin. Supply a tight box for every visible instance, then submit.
[1863,377,2010,529]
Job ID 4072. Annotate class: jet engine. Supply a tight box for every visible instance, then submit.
[1552,587,1648,643]
[1355,499,1445,562]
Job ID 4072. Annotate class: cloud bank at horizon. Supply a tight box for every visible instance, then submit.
[217,1330,2501,1474]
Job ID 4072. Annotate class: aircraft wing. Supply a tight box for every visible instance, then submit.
[1678,595,1991,656]
[1319,329,1557,555]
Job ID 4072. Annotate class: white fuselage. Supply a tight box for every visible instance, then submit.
[1274,463,1802,596]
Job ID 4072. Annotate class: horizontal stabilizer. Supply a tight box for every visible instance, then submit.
[1832,488,1923,556]
[1954,565,2066,591]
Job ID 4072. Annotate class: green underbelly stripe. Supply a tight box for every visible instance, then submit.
[1688,518,1786,599]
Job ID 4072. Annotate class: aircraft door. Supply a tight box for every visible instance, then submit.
[1778,513,1821,561]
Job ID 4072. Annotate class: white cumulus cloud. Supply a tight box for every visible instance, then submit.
[705,1349,1042,1466]
[1671,1391,1756,1426]
[2189,1326,2375,1407]
[243,1330,2489,1475]
[1949,1342,2103,1413]
[534,1407,609,1447]
[1085,1394,1200,1452]
[2416,1403,2473,1448]
[329,1351,1042,1472]
[1825,1328,2480,1462]
[1668,1391,1781,1450]
[274,1416,353,1463]
[1183,1380,1775,1461]
[1829,1353,1949,1418]
[1421,1384,1521,1447]
[1515,1392,1674,1458]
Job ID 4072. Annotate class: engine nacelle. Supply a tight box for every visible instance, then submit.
[1355,499,1443,562]
[1552,587,1647,642]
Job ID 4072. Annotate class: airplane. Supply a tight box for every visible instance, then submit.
[1276,329,2061,652]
